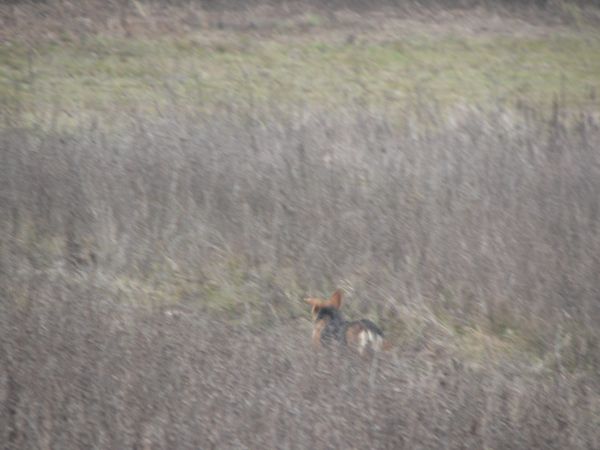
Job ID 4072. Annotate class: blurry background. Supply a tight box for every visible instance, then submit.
[1,1,600,448]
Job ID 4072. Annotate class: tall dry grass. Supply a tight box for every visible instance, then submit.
[2,279,598,449]
[1,99,600,448]
[2,0,599,43]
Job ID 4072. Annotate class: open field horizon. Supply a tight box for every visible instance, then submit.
[2,1,600,449]
[2,0,600,127]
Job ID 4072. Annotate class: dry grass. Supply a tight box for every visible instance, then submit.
[2,277,598,449]
[2,1,600,449]
[3,0,600,122]
[2,99,600,448]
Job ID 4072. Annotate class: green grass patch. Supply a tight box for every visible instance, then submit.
[2,30,600,126]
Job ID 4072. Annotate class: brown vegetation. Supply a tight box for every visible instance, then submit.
[2,99,600,448]
[2,1,600,449]
[2,0,599,43]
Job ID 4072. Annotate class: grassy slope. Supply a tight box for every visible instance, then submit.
[2,26,600,125]
[2,11,600,363]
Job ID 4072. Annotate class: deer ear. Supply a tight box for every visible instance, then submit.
[329,289,342,309]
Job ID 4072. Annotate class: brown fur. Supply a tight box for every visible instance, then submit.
[306,289,391,355]
[344,322,368,347]
[312,319,328,348]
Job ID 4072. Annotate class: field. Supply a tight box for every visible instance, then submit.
[1,1,600,449]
